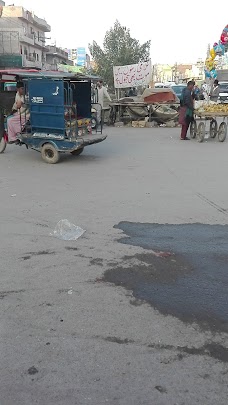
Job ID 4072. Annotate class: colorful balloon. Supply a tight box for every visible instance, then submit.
[210,69,217,79]
[205,70,211,78]
[221,27,228,43]
[215,42,225,55]
[210,48,216,59]
[205,23,228,82]
[205,57,215,71]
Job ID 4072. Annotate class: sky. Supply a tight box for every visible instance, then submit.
[9,0,228,64]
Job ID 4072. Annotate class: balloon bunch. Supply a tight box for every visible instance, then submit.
[220,24,228,47]
[204,29,227,79]
[205,45,218,79]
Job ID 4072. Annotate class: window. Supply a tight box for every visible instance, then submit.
[24,47,28,56]
[36,54,39,61]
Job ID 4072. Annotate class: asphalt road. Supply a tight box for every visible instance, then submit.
[0,127,228,405]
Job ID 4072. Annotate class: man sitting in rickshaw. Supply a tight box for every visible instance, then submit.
[7,82,29,144]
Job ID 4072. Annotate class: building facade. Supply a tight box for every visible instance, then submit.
[153,62,205,84]
[0,6,51,68]
[67,47,91,70]
[0,5,72,70]
[45,45,73,70]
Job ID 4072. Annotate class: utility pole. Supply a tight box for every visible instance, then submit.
[172,62,178,82]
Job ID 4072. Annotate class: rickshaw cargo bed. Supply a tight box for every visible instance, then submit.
[81,134,107,146]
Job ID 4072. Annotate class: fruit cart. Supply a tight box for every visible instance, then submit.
[190,105,228,143]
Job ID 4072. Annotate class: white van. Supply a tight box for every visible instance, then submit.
[219,82,228,103]
[154,82,168,88]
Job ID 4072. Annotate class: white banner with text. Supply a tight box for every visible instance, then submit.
[113,61,151,88]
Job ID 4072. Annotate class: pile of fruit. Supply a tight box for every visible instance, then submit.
[195,103,228,114]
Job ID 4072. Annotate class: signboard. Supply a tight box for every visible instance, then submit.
[0,55,22,68]
[67,49,77,61]
[77,47,86,67]
[57,64,83,73]
[113,61,151,88]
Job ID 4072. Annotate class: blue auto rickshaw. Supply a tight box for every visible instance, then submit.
[0,70,106,163]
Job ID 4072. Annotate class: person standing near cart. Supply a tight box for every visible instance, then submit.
[210,79,220,102]
[179,80,195,140]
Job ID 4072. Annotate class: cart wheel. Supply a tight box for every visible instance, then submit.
[209,119,217,138]
[197,122,205,143]
[0,136,6,153]
[218,122,227,142]
[91,117,97,130]
[41,143,59,164]
[71,147,84,156]
[190,120,197,138]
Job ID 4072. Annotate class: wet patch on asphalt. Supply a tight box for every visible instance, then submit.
[27,366,38,375]
[101,222,228,333]
[90,258,104,266]
[21,250,56,260]
[97,335,228,363]
[148,342,228,363]
[36,223,49,228]
[103,336,134,345]
[0,289,26,299]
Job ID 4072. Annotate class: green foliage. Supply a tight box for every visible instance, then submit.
[89,20,150,88]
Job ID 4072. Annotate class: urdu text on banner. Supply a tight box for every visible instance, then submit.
[113,61,151,89]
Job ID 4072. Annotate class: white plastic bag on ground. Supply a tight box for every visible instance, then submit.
[50,219,85,241]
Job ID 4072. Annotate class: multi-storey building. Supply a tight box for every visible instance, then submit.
[0,5,72,70]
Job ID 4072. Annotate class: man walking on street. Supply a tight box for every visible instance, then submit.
[179,81,195,140]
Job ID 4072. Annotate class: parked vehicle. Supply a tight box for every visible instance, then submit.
[219,82,228,103]
[0,70,106,163]
[170,84,187,101]
[154,82,169,88]
[217,70,228,103]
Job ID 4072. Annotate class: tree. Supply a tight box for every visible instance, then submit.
[89,20,151,88]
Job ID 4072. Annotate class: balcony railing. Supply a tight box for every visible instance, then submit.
[27,55,36,62]
[19,32,34,46]
[34,36,45,47]
[22,55,42,69]
[33,15,51,32]
[45,46,68,59]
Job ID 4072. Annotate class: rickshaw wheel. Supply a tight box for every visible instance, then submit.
[218,122,227,142]
[0,136,6,153]
[41,143,59,164]
[71,147,84,156]
[190,120,197,138]
[91,117,98,130]
[210,119,217,138]
[197,122,205,143]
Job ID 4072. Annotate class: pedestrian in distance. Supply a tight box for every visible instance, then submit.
[96,80,111,123]
[210,79,220,102]
[179,80,195,140]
